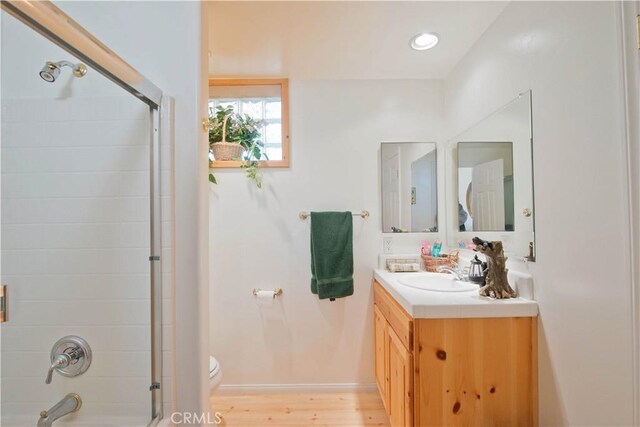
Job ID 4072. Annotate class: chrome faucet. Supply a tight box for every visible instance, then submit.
[37,393,82,427]
[437,265,467,281]
[45,336,92,384]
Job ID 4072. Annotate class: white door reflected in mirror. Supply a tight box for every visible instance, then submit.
[381,142,438,233]
[458,142,513,232]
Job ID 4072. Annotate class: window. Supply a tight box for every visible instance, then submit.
[209,79,290,168]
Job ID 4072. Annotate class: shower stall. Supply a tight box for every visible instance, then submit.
[0,2,169,426]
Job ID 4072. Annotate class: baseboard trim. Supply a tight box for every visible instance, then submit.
[218,383,378,393]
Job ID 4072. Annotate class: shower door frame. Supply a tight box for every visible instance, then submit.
[1,1,165,425]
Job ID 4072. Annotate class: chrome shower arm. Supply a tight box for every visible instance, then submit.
[52,60,87,77]
[54,60,76,69]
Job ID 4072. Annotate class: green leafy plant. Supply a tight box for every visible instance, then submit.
[208,105,266,188]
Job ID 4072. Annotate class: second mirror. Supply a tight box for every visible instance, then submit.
[381,142,438,233]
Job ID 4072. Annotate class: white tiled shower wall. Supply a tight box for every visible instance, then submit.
[1,95,174,426]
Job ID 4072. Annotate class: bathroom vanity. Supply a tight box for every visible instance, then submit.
[373,270,538,427]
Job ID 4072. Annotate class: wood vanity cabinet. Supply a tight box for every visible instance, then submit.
[373,280,537,427]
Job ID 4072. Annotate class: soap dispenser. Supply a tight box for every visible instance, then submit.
[468,255,485,285]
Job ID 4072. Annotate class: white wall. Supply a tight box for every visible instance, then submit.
[621,3,640,423]
[209,79,443,385]
[444,2,633,425]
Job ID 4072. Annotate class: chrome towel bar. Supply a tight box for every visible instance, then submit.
[299,210,369,220]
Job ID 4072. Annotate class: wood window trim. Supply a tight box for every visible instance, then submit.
[208,78,290,168]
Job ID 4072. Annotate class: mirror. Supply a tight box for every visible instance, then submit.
[381,142,438,233]
[448,91,534,259]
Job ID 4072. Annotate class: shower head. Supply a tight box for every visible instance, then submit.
[39,61,87,83]
[39,62,59,82]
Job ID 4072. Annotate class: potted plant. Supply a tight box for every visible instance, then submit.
[208,105,266,188]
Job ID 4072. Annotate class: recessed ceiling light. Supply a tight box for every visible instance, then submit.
[410,32,440,51]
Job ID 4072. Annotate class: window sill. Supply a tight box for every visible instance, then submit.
[209,159,290,169]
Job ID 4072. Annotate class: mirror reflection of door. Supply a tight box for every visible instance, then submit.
[381,142,438,233]
[457,142,514,232]
[472,158,505,230]
[411,151,437,232]
[382,146,401,232]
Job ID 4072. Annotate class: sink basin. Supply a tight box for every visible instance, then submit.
[397,273,479,292]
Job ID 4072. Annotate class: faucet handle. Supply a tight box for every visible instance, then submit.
[45,353,71,384]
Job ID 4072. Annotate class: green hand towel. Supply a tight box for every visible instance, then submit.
[310,211,354,300]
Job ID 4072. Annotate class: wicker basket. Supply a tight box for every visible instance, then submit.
[421,250,460,272]
[210,142,244,161]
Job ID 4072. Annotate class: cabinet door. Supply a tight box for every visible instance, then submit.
[388,326,413,427]
[374,304,389,409]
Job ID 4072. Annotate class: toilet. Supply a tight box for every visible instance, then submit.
[209,356,222,392]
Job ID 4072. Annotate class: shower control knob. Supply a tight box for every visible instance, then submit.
[46,353,72,384]
[45,336,91,384]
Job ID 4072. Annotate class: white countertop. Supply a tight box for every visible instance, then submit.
[374,269,539,319]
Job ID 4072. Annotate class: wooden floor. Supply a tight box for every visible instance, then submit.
[211,391,390,426]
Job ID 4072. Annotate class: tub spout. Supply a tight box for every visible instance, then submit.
[37,393,82,427]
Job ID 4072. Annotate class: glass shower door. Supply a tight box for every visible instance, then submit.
[0,6,160,426]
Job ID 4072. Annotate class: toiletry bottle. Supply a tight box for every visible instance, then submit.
[432,240,442,257]
[421,242,431,256]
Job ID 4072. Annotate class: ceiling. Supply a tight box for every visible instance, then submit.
[208,1,509,80]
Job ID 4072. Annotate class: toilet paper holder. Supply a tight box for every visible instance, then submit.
[252,288,283,298]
